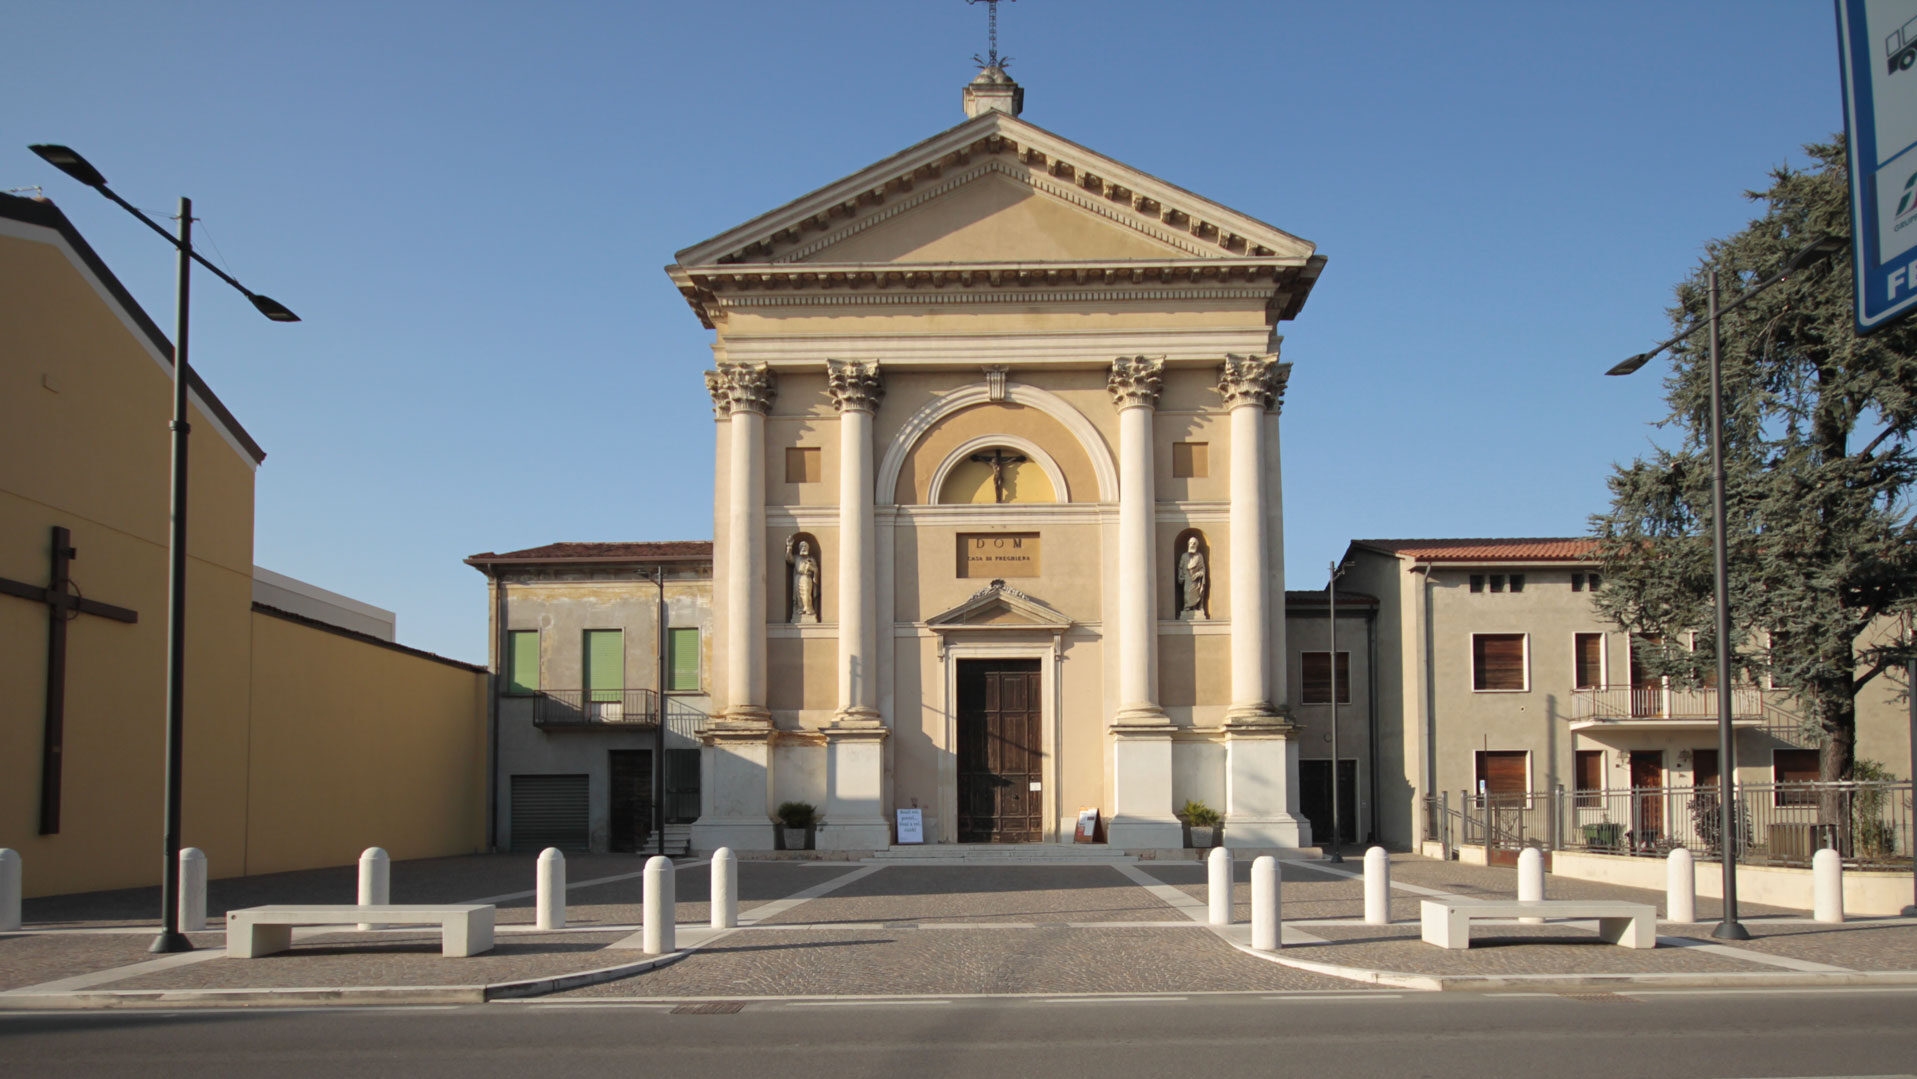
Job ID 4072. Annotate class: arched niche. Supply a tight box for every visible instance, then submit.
[930,435,1067,505]
[876,381,1118,506]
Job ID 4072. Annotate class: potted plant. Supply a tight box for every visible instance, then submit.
[775,801,819,851]
[1181,799,1223,849]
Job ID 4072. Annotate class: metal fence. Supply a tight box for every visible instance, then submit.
[1424,780,1913,870]
[530,689,708,738]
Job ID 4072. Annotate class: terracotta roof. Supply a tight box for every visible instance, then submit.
[465,541,713,565]
[1350,538,1598,562]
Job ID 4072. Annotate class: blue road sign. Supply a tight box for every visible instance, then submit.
[1839,0,1917,334]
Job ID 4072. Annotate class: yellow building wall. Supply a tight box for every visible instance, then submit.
[244,609,488,876]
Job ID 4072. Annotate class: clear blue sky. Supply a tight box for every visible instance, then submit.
[6,1,1843,664]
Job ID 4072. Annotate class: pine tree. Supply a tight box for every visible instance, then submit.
[1592,137,1917,786]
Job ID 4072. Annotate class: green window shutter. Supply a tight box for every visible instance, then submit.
[506,631,539,695]
[585,629,624,702]
[668,627,700,692]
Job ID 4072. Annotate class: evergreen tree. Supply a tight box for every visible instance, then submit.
[1592,137,1917,785]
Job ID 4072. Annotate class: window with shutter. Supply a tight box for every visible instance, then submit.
[1773,749,1819,806]
[506,630,539,695]
[584,629,624,703]
[1574,749,1604,807]
[1472,633,1527,691]
[1574,633,1604,689]
[1300,651,1351,704]
[1475,750,1529,802]
[667,627,700,692]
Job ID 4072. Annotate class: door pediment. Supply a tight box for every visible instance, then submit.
[926,579,1074,636]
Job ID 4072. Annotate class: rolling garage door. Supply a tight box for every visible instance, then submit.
[510,774,589,852]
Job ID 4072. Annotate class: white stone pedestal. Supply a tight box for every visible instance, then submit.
[690,731,775,852]
[819,726,890,850]
[1107,727,1182,848]
[1222,723,1310,848]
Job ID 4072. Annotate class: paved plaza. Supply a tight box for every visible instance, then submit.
[2,852,1915,1007]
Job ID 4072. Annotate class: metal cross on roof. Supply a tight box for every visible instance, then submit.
[967,0,1015,69]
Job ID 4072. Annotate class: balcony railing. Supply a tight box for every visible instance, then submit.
[1570,684,1772,723]
[522,690,708,734]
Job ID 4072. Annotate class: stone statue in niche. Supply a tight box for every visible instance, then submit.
[786,535,820,623]
[1175,533,1209,620]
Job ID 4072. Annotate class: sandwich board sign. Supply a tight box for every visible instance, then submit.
[1838,0,1917,333]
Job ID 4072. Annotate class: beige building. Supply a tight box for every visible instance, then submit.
[668,69,1327,850]
[465,543,715,853]
[2,192,488,898]
[1344,537,1914,851]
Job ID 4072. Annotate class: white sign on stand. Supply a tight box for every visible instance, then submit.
[896,808,924,844]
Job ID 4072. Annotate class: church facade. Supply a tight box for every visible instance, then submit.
[671,71,1326,850]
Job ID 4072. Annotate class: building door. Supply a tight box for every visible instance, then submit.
[956,658,1043,843]
[510,774,588,852]
[608,749,653,853]
[1629,750,1663,850]
[1298,759,1359,845]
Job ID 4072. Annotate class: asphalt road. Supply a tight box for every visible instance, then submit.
[3,987,1914,1078]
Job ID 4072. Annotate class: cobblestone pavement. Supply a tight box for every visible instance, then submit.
[3,851,1914,1003]
[557,926,1367,997]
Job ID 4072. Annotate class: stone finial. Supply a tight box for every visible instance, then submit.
[826,359,884,413]
[1216,353,1291,412]
[705,362,776,417]
[963,65,1024,118]
[1107,355,1166,409]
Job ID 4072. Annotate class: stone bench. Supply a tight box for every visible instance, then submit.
[225,904,496,958]
[1419,898,1657,950]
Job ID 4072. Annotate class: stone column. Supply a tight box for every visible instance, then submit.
[705,362,774,727]
[695,363,776,853]
[1106,356,1180,848]
[1217,353,1307,848]
[822,360,889,850]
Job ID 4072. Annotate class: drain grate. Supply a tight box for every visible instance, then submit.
[672,1001,746,1014]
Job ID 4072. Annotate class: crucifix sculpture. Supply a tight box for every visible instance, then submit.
[0,525,139,834]
[969,447,1028,503]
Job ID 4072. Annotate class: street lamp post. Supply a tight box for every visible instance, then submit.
[654,565,668,860]
[1327,560,1349,864]
[29,145,297,954]
[1606,234,1842,942]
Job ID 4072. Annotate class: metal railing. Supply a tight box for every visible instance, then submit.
[1424,780,1913,870]
[525,689,709,735]
[1570,684,1771,723]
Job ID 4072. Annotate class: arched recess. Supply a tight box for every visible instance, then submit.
[876,382,1118,506]
[929,434,1069,505]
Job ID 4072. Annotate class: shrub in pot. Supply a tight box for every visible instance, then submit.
[776,801,819,851]
[1180,799,1223,848]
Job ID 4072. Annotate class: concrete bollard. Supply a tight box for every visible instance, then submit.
[0,849,19,932]
[1517,847,1545,923]
[1364,846,1391,925]
[1666,847,1696,923]
[711,847,738,929]
[1207,845,1233,926]
[358,846,389,931]
[178,847,207,932]
[536,848,566,930]
[1813,847,1844,924]
[643,855,676,954]
[1251,855,1280,951]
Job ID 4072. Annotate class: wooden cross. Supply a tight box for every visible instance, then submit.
[969,448,1028,503]
[0,525,138,834]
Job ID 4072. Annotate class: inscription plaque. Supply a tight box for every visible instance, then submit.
[957,532,1039,578]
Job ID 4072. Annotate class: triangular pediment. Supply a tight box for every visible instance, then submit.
[926,579,1074,632]
[672,112,1315,270]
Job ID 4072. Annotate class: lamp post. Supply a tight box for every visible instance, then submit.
[1606,234,1841,941]
[1326,560,1350,864]
[29,145,297,954]
[654,565,668,859]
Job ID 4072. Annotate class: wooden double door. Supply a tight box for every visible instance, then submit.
[956,659,1044,843]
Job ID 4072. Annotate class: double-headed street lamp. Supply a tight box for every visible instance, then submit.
[1606,233,1842,941]
[29,144,297,954]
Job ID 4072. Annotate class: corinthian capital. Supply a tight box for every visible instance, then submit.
[1107,355,1166,409]
[826,359,884,413]
[1216,353,1291,412]
[705,362,776,417]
